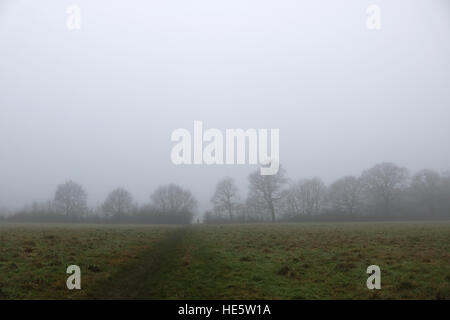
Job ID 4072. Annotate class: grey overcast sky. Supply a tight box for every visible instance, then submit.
[0,0,449,213]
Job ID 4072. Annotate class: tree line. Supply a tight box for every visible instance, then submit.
[4,183,197,224]
[205,162,450,223]
[1,162,450,224]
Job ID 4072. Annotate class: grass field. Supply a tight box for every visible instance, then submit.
[1,221,449,300]
[0,224,174,299]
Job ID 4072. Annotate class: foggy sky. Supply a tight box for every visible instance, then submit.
[1,0,449,214]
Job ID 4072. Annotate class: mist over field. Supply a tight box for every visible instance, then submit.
[0,0,449,218]
[0,0,450,304]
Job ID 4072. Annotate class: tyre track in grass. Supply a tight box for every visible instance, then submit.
[89,227,189,299]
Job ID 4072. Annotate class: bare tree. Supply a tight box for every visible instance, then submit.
[278,187,300,219]
[102,188,134,218]
[243,192,270,222]
[54,180,87,217]
[328,176,362,216]
[361,162,409,217]
[410,169,441,217]
[211,177,240,221]
[248,166,288,222]
[292,178,327,216]
[151,184,197,222]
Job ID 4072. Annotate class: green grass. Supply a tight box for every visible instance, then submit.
[1,221,449,299]
[0,223,174,299]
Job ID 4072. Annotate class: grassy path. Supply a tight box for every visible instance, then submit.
[0,224,173,299]
[88,222,450,300]
[89,227,189,299]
